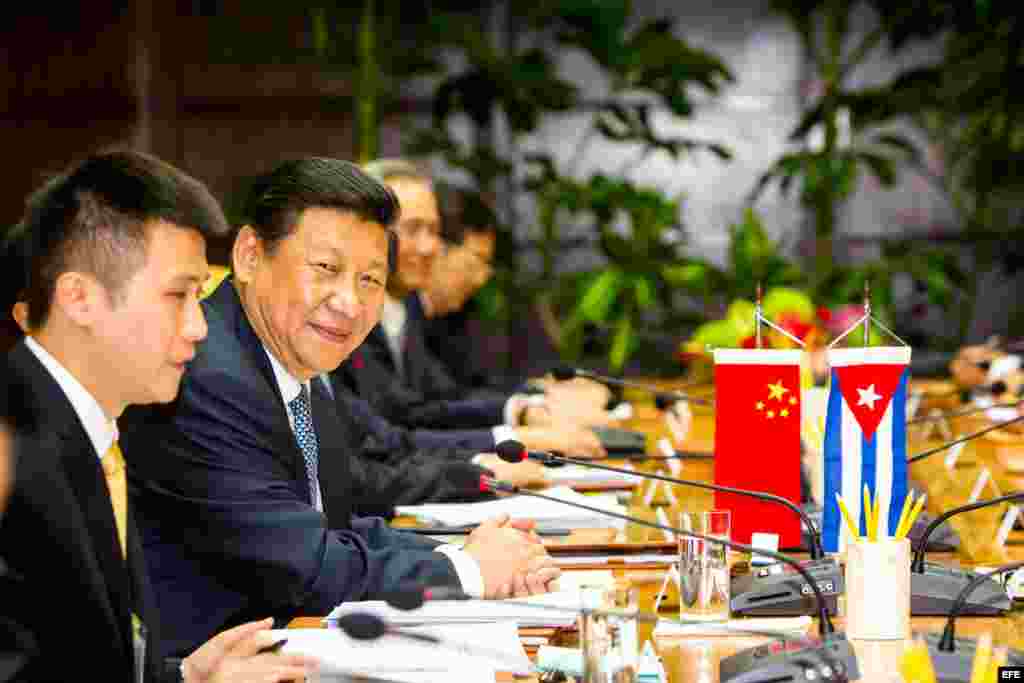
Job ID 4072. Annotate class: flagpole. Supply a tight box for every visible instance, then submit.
[863,280,870,347]
[755,282,763,349]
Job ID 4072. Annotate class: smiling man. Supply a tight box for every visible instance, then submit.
[121,157,559,658]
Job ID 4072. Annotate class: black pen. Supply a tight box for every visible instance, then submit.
[256,638,288,655]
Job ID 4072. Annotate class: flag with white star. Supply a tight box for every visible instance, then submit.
[822,346,912,553]
[713,349,804,547]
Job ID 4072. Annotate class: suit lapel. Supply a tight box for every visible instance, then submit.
[309,378,353,529]
[6,342,133,656]
[206,280,314,504]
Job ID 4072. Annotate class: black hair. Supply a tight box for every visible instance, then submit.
[7,149,229,330]
[434,183,498,245]
[240,157,400,271]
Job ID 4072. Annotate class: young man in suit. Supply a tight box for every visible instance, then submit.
[335,159,611,456]
[0,150,313,683]
[120,158,559,658]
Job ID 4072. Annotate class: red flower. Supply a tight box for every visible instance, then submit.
[816,306,832,323]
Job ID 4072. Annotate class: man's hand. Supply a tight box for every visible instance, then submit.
[517,426,607,459]
[475,454,549,488]
[182,619,316,683]
[545,378,612,410]
[463,514,549,598]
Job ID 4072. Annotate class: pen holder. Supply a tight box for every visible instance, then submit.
[844,537,911,640]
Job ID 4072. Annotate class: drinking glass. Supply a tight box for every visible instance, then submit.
[677,509,731,621]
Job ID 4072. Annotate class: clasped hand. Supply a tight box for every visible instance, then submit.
[462,513,561,599]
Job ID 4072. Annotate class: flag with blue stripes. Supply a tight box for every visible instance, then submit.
[822,346,912,553]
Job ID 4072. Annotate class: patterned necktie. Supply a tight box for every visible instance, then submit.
[101,441,128,559]
[288,386,322,510]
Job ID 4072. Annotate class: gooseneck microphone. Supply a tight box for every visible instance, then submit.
[550,365,713,407]
[477,474,836,636]
[907,414,1024,463]
[494,440,824,559]
[912,492,1024,573]
[920,561,1024,683]
[938,561,1024,650]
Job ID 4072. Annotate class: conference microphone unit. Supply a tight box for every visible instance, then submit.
[477,475,859,682]
[922,561,1024,683]
[901,492,1024,618]
[384,586,855,682]
[550,365,713,407]
[494,440,825,560]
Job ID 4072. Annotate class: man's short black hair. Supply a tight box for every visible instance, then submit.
[240,157,400,271]
[7,149,229,330]
[434,183,498,245]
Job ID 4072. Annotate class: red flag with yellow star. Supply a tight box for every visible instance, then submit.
[712,349,804,547]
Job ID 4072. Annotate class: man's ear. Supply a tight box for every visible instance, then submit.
[232,226,262,285]
[51,271,106,328]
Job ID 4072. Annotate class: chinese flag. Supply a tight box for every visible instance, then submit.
[713,349,804,547]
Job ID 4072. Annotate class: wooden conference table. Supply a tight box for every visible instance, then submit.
[290,379,1024,682]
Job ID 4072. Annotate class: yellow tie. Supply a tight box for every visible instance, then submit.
[101,441,128,559]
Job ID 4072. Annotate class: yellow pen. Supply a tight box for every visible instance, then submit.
[894,494,914,540]
[872,493,881,541]
[863,484,874,541]
[988,647,1007,683]
[901,494,928,540]
[899,637,937,683]
[836,494,860,542]
[969,632,992,683]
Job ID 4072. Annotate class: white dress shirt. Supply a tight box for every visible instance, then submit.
[262,344,484,597]
[25,336,116,460]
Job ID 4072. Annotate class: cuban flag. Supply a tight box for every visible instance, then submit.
[822,346,912,553]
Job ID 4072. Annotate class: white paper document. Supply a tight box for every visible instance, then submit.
[276,622,529,680]
[544,463,642,485]
[395,486,627,530]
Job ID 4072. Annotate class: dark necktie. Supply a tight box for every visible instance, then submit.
[288,385,322,510]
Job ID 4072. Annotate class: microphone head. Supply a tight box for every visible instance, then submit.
[382,587,427,611]
[336,612,388,640]
[550,365,578,382]
[654,393,673,411]
[989,380,1008,395]
[494,439,527,463]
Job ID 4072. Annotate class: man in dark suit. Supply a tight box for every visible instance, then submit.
[0,151,312,682]
[121,158,559,658]
[335,159,610,457]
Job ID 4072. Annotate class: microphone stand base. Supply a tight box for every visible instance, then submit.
[921,632,1024,683]
[720,632,858,683]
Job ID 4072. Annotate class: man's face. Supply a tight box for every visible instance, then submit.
[238,207,389,380]
[92,221,210,411]
[389,178,441,294]
[430,230,496,315]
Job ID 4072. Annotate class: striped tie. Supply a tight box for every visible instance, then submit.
[101,440,128,559]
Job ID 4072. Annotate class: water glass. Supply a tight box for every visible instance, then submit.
[677,509,731,621]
